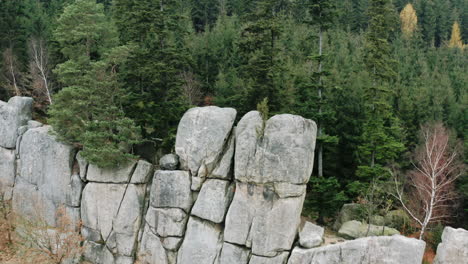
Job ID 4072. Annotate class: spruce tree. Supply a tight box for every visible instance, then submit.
[353,0,405,195]
[48,0,141,168]
[301,0,338,177]
[113,0,191,149]
[448,21,464,48]
[237,0,284,114]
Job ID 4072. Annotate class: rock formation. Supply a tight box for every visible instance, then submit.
[434,226,468,264]
[0,96,428,264]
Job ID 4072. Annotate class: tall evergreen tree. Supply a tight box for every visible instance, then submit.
[353,0,405,195]
[448,21,464,48]
[113,0,191,149]
[303,0,338,177]
[237,0,285,114]
[48,0,141,168]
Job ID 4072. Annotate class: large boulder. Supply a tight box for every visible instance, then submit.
[333,203,365,231]
[434,226,468,264]
[338,220,400,239]
[13,125,76,226]
[218,243,250,264]
[159,154,179,170]
[235,112,317,184]
[175,106,236,180]
[0,147,16,199]
[0,96,33,148]
[288,235,426,264]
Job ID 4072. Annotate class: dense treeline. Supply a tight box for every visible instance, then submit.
[0,0,466,227]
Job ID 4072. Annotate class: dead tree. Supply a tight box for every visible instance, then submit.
[2,48,22,96]
[29,37,52,105]
[392,122,464,240]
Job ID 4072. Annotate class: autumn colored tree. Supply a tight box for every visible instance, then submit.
[392,123,465,240]
[400,3,418,39]
[448,22,463,49]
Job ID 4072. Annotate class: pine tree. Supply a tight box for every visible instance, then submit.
[303,0,338,177]
[48,0,141,168]
[113,0,190,149]
[353,0,405,195]
[400,3,418,39]
[237,0,284,114]
[448,21,464,48]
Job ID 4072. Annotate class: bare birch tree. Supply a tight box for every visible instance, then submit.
[29,37,52,105]
[391,122,464,240]
[2,48,22,96]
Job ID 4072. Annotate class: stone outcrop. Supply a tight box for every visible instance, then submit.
[434,226,468,264]
[338,220,400,239]
[288,235,426,264]
[0,96,33,148]
[1,97,428,264]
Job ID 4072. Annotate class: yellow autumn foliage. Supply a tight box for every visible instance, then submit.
[400,3,418,38]
[448,22,464,49]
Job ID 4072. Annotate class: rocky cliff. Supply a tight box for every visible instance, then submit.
[0,97,432,264]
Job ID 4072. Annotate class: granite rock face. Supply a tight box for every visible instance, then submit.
[288,235,426,264]
[1,102,429,264]
[175,106,236,179]
[0,96,33,148]
[434,227,468,264]
[13,125,77,226]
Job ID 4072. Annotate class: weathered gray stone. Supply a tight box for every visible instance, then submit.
[175,106,236,178]
[191,179,234,223]
[65,174,83,207]
[83,241,115,264]
[0,147,16,200]
[145,207,188,237]
[82,226,103,243]
[161,237,183,251]
[210,130,235,180]
[81,183,145,257]
[434,227,468,264]
[0,96,33,148]
[130,160,153,184]
[13,125,75,226]
[218,242,250,264]
[177,217,223,264]
[235,112,317,184]
[288,235,425,264]
[333,203,364,231]
[224,182,305,257]
[87,160,137,183]
[138,225,168,264]
[299,221,324,248]
[27,120,42,129]
[150,170,192,212]
[338,220,400,239]
[159,154,179,170]
[191,176,204,191]
[249,252,289,264]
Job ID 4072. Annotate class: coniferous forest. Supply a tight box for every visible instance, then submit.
[0,0,466,229]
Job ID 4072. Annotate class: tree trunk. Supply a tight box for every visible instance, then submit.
[317,29,323,177]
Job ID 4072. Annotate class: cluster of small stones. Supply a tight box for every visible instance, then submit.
[1,96,452,264]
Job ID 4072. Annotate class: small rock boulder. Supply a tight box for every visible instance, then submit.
[434,226,468,264]
[159,154,179,170]
[299,221,324,248]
